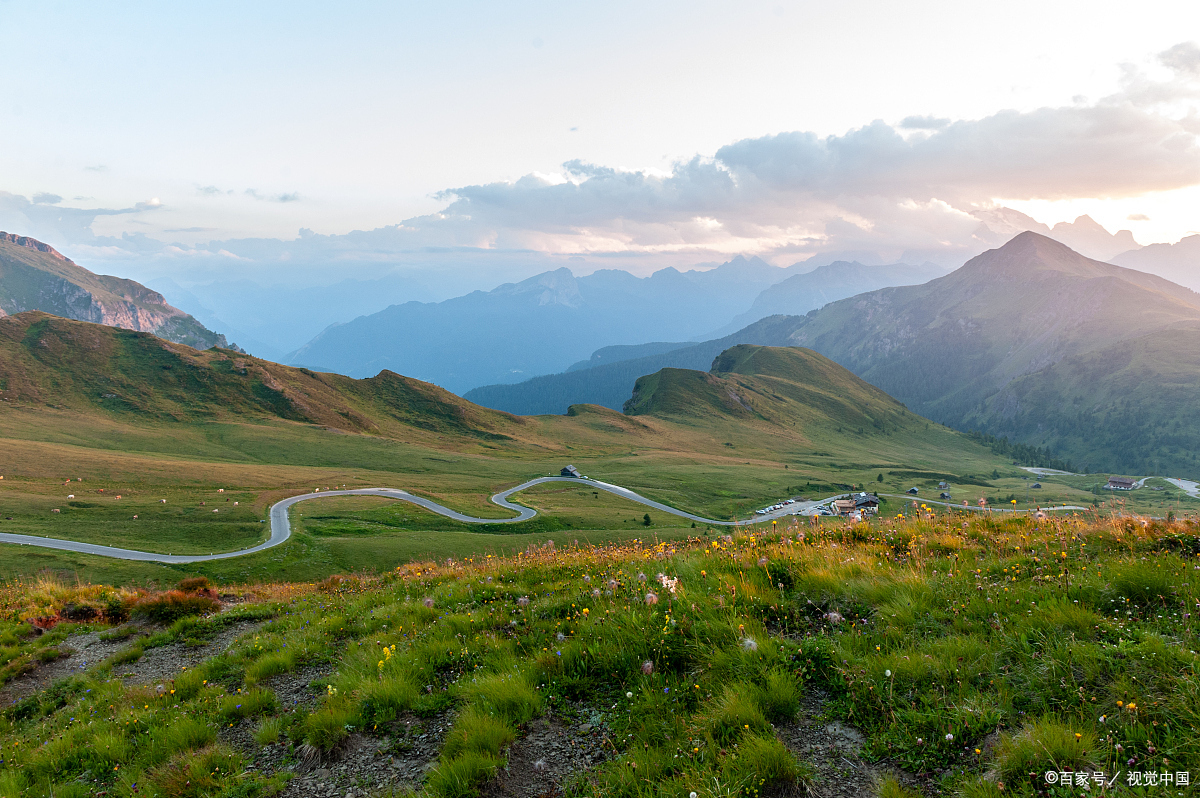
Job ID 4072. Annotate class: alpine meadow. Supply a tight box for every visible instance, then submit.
[3,7,1200,798]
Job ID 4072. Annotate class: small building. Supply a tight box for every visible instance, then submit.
[938,481,950,489]
[1106,476,1136,491]
[853,492,879,514]
[940,492,952,501]
[561,465,582,478]
[906,487,919,495]
[832,499,857,516]
[1031,483,1042,489]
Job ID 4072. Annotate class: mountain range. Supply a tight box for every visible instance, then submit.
[0,233,230,351]
[469,233,1200,474]
[287,256,947,393]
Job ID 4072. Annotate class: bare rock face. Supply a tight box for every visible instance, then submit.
[0,232,233,350]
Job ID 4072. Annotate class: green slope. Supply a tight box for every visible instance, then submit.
[0,311,526,442]
[0,233,226,349]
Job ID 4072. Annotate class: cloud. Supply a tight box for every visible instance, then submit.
[164,226,218,233]
[83,165,107,172]
[1127,213,1150,221]
[32,193,62,205]
[134,198,163,211]
[244,189,301,203]
[10,41,1200,274]
[898,115,950,130]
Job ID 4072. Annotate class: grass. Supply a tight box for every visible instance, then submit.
[0,510,1196,797]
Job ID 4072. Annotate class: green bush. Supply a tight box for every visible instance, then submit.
[707,684,771,745]
[442,707,516,758]
[219,688,277,721]
[463,673,541,725]
[754,668,799,721]
[994,718,1097,787]
[426,751,502,798]
[303,699,357,752]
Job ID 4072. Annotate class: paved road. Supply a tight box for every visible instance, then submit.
[0,476,826,564]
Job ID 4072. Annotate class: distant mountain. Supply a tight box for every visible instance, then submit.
[784,232,1200,473]
[710,260,948,335]
[1111,234,1200,293]
[287,255,810,393]
[0,233,231,350]
[971,209,1141,261]
[462,315,806,415]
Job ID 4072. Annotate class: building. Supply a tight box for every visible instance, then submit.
[906,487,919,495]
[853,492,880,514]
[938,481,950,489]
[832,499,857,515]
[1106,476,1136,491]
[940,492,952,501]
[561,465,582,478]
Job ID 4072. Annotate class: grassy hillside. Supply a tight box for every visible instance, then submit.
[0,315,1091,585]
[1,512,1197,798]
[786,232,1200,474]
[0,234,225,350]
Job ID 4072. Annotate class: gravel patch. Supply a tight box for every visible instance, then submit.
[484,714,610,798]
[0,627,132,707]
[775,690,928,798]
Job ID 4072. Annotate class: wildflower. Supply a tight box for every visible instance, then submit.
[916,738,924,745]
[758,557,768,567]
[645,592,659,606]
[582,608,590,615]
[608,579,619,591]
[638,572,647,582]
[557,632,565,642]
[885,670,892,678]
[518,596,530,608]
[691,793,699,798]
[583,575,591,582]
[1099,715,1107,723]
[824,611,844,624]
[642,660,654,675]
[423,598,434,608]
[945,733,953,742]
[533,759,547,772]
[741,637,758,652]
[591,589,601,598]
[626,691,633,698]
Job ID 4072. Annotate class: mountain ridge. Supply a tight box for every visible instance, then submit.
[0,232,232,351]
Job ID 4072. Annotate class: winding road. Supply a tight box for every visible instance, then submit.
[0,476,825,564]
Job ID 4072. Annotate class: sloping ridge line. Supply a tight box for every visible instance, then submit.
[0,476,771,564]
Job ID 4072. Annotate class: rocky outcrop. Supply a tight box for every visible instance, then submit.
[0,232,235,351]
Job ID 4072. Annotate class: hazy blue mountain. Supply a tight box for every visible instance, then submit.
[1111,234,1200,293]
[462,315,806,414]
[287,255,808,393]
[708,260,948,336]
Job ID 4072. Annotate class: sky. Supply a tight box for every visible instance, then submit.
[2,0,1199,287]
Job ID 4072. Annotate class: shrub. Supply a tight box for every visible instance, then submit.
[303,699,357,751]
[148,744,245,798]
[245,649,298,682]
[132,591,220,623]
[464,673,541,725]
[994,718,1096,787]
[706,684,771,745]
[720,734,801,793]
[442,707,516,759]
[219,688,277,721]
[177,576,211,593]
[754,668,799,721]
[426,751,503,798]
[360,676,420,722]
[254,717,283,746]
[876,775,923,798]
[147,717,217,765]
